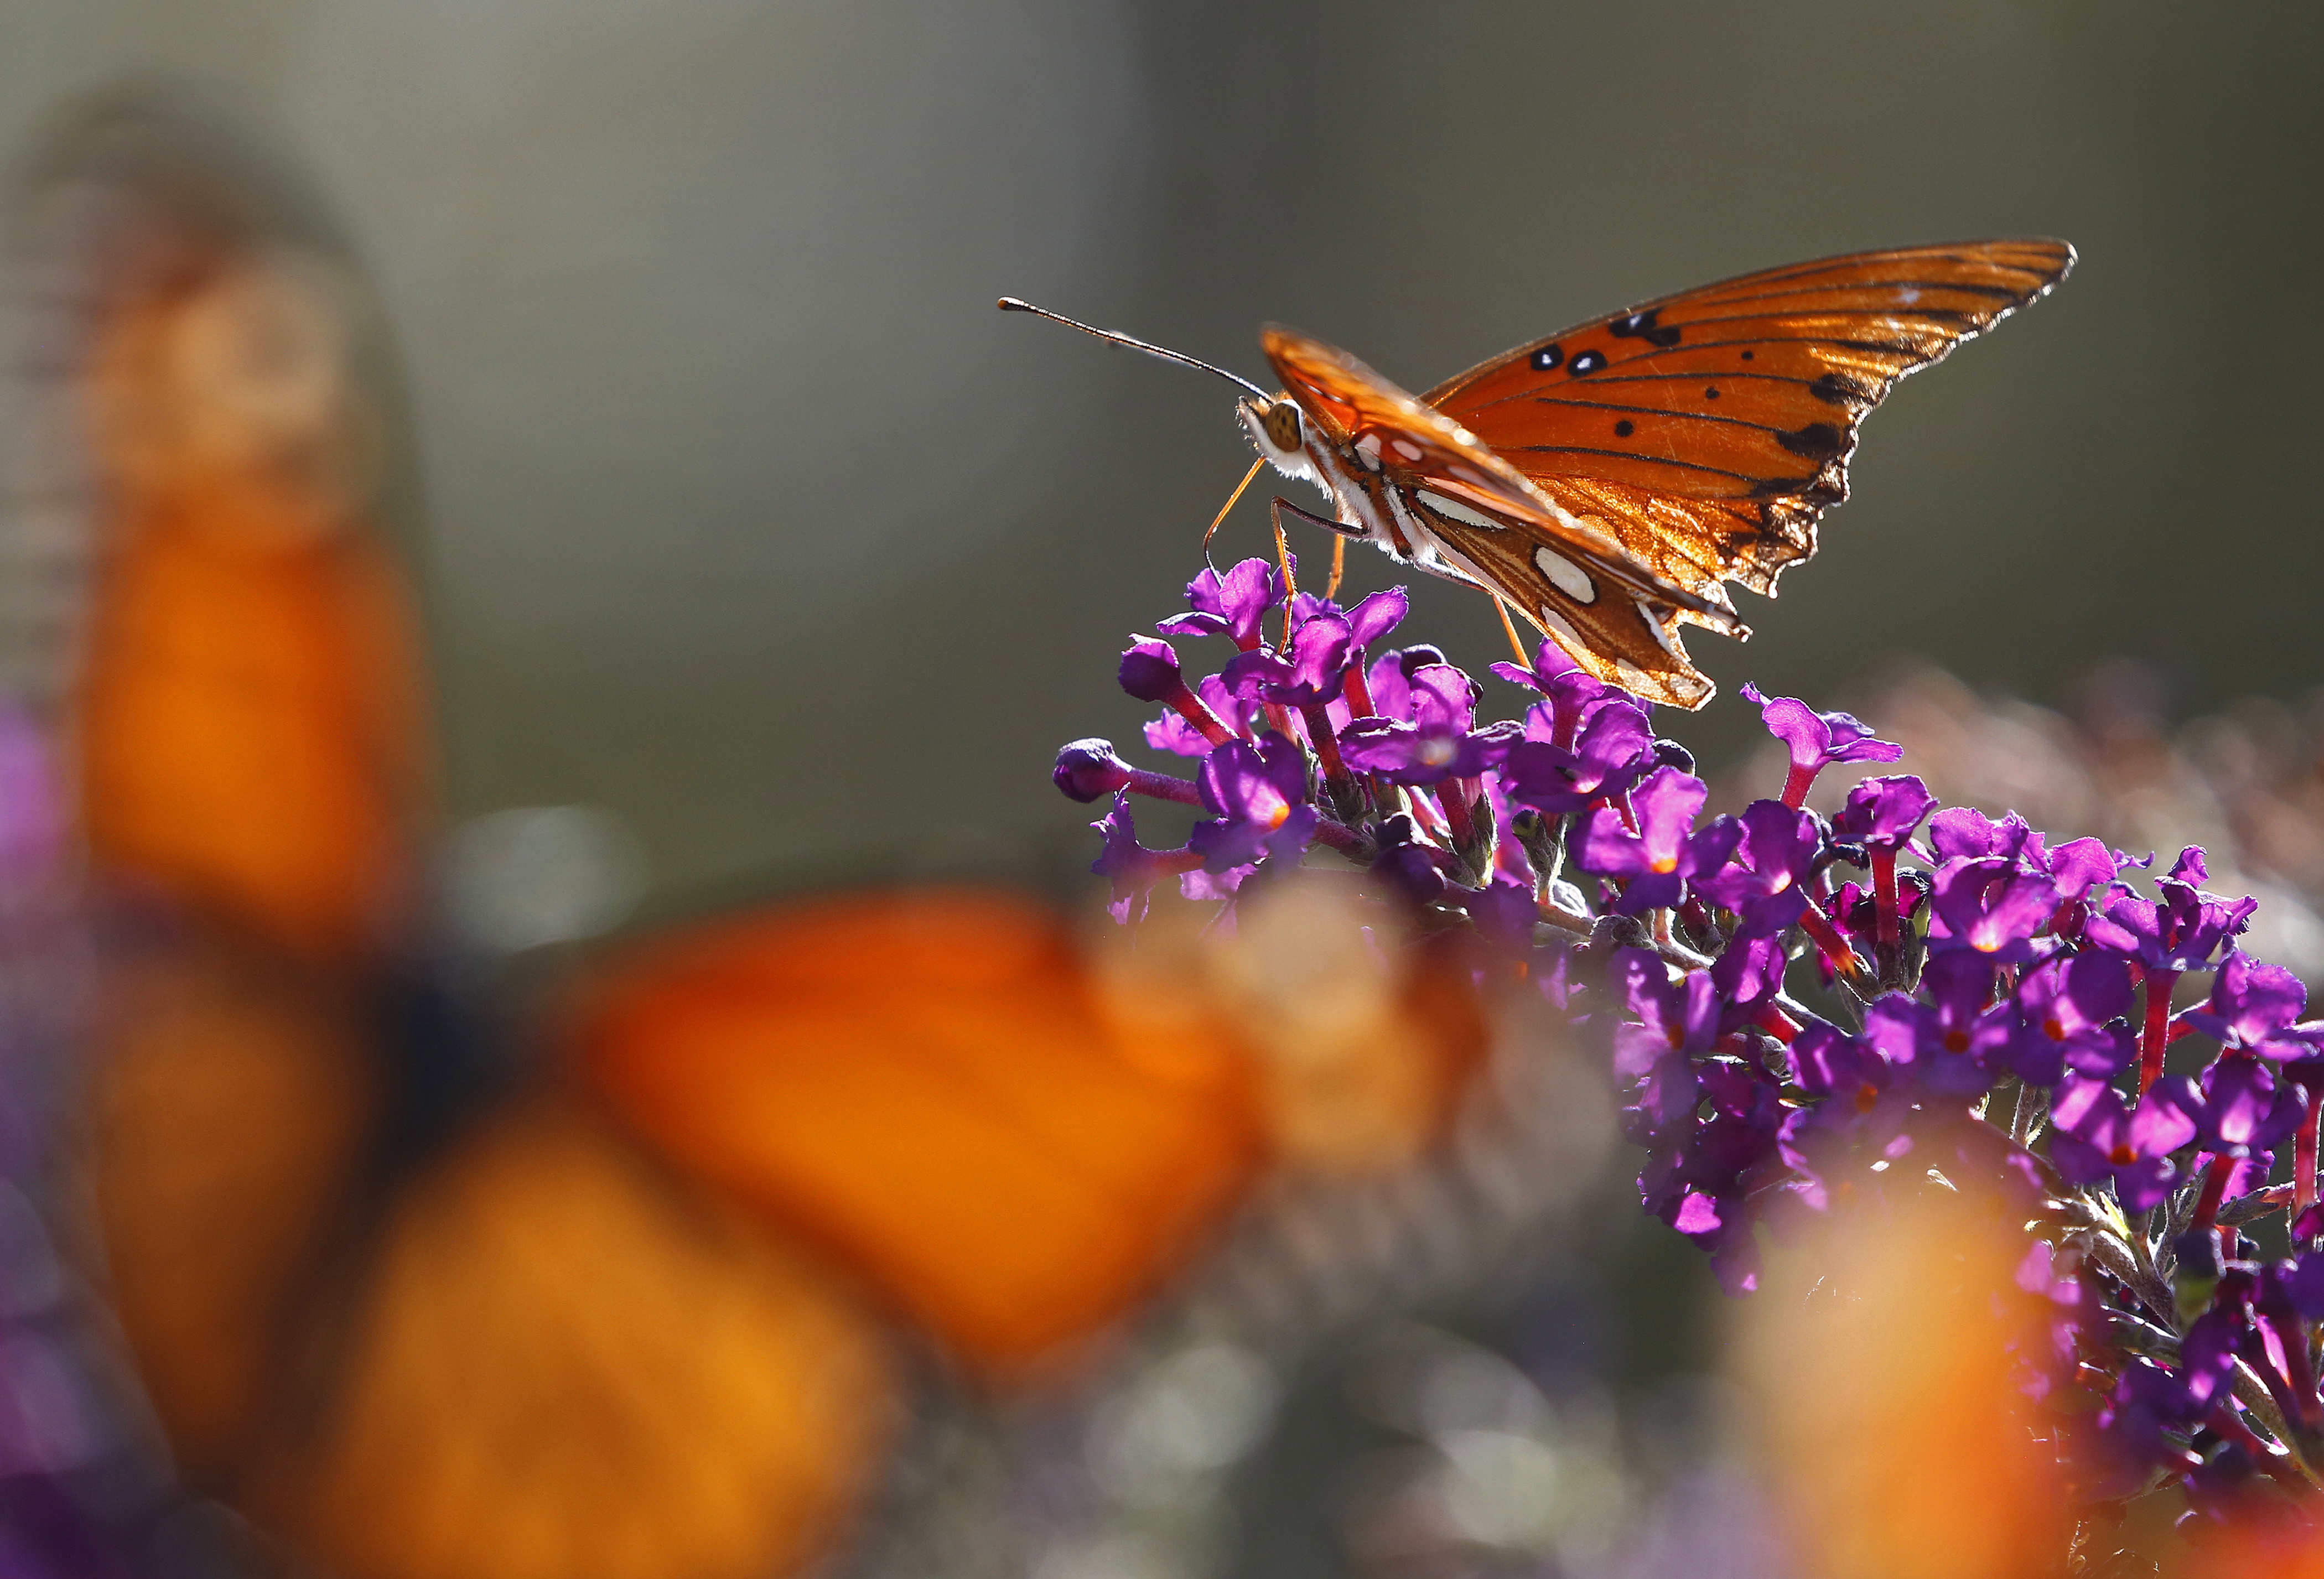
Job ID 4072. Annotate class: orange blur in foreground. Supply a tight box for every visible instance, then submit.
[1732,1184,2073,1579]
[50,135,1495,1577]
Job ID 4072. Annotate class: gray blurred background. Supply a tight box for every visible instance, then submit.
[2,0,2317,915]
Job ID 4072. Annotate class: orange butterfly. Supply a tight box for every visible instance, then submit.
[1005,238,2072,707]
[22,98,1490,1579]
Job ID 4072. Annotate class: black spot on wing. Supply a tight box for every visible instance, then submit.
[1568,349,1608,375]
[1750,474,1846,506]
[1776,422,1846,462]
[1609,309,1683,349]
[1529,343,1564,371]
[1809,371,1877,406]
[1614,419,1635,437]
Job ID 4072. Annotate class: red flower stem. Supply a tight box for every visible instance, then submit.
[1780,762,1818,809]
[1341,663,1376,721]
[1439,779,1478,850]
[2274,1318,2324,1432]
[1795,899,1866,982]
[1166,684,1235,746]
[1298,703,1353,793]
[1550,699,1581,751]
[1871,846,1900,952]
[2298,1090,2323,1232]
[1124,768,1202,806]
[1405,786,1450,840]
[1754,1004,1801,1044]
[2190,1152,2236,1256]
[2138,968,2181,1095]
[1260,701,1296,740]
[2207,1400,2279,1471]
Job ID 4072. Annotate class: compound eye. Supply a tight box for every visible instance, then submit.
[1262,399,1302,452]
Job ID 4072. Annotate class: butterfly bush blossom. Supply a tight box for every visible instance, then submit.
[1055,557,2324,1536]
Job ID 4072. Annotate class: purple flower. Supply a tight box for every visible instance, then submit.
[1368,813,1448,906]
[1462,871,1539,953]
[2083,845,2256,974]
[1830,774,1936,850]
[2005,951,2136,1084]
[2042,837,2123,902]
[2047,1074,2196,1211]
[1691,800,1824,938]
[1711,933,1790,1034]
[2185,1052,2305,1156]
[1491,637,1612,747]
[1861,959,2009,1098]
[1739,682,1902,807]
[1926,806,2038,864]
[1340,664,1518,785]
[1342,586,1411,651]
[1221,612,1355,707]
[2095,1359,2206,1486]
[1118,636,1234,746]
[1158,557,1283,648]
[1145,672,1256,756]
[1051,737,1202,806]
[2180,950,2320,1061]
[1609,946,1720,1081]
[1927,856,2060,963]
[1090,793,1200,923]
[1054,737,1135,801]
[1498,698,1653,816]
[1573,767,1734,913]
[1186,734,1319,874]
[1786,1021,1892,1111]
[1659,1059,1787,1293]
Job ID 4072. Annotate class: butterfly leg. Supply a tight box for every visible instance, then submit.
[1201,458,1267,571]
[1268,495,1366,538]
[1490,595,1531,668]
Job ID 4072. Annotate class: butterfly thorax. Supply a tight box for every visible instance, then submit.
[1239,394,1498,589]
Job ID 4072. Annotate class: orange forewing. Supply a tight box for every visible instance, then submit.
[1256,241,2069,707]
[1423,240,2074,600]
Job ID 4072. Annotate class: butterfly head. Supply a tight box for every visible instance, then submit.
[1238,394,1317,480]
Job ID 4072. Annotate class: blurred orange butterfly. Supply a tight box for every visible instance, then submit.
[1007,238,2072,707]
[17,100,1490,1579]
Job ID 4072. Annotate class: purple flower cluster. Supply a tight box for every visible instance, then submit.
[1054,559,2324,1524]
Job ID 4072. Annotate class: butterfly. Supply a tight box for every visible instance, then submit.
[13,98,1492,1579]
[1003,238,2073,708]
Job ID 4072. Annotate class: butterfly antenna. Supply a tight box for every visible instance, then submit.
[1201,458,1267,573]
[998,298,1273,401]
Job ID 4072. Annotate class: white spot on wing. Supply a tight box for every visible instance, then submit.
[1413,489,1505,532]
[1353,432,1384,472]
[1391,438,1425,461]
[1533,546,1597,605]
[1637,600,1683,657]
[1535,603,1586,655]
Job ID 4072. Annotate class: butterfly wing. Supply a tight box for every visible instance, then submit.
[46,133,904,1579]
[1259,327,1746,705]
[1258,328,1742,625]
[573,890,1269,1379]
[1423,240,2075,602]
